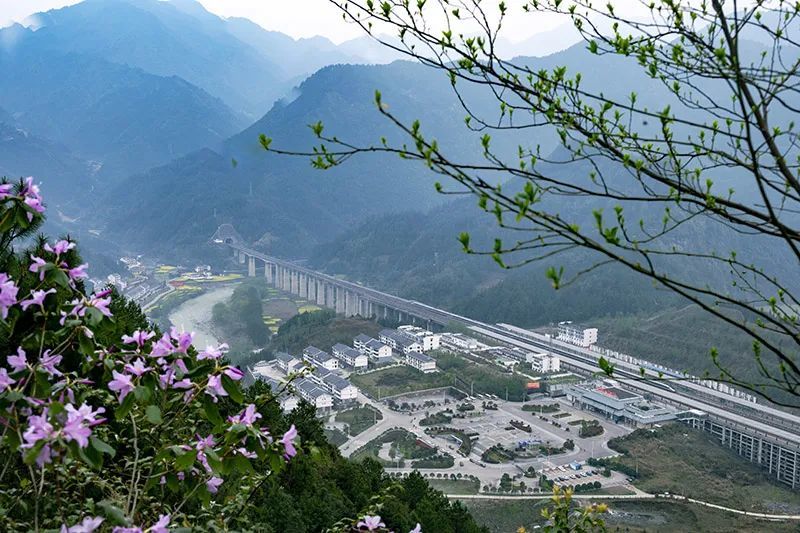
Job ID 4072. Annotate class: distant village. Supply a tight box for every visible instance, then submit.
[249,325,562,413]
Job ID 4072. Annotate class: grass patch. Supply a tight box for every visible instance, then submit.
[461,499,550,533]
[604,423,800,513]
[324,427,349,447]
[351,366,450,397]
[335,405,383,436]
[428,478,480,495]
[552,412,571,419]
[522,403,560,413]
[351,429,434,466]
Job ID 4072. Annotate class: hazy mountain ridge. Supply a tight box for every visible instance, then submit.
[0,46,245,181]
[106,60,523,258]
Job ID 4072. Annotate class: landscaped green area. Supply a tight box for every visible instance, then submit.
[412,454,455,469]
[522,403,560,413]
[323,427,349,447]
[419,409,454,426]
[603,424,800,513]
[578,420,604,438]
[436,353,531,401]
[335,405,383,436]
[425,427,475,456]
[351,353,531,400]
[427,478,480,495]
[350,365,451,398]
[351,429,438,466]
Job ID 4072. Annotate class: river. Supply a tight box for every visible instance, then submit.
[168,283,238,349]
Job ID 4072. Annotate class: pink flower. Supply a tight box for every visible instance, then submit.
[0,368,16,392]
[44,240,76,256]
[409,524,422,533]
[228,404,261,427]
[357,516,385,531]
[280,424,298,459]
[8,347,27,373]
[172,378,192,389]
[197,343,228,361]
[235,447,257,459]
[0,273,19,319]
[88,295,113,318]
[205,375,227,401]
[170,328,193,353]
[67,264,89,284]
[29,255,47,281]
[0,182,12,200]
[108,370,134,402]
[150,334,174,358]
[40,350,63,376]
[124,359,152,377]
[206,476,223,494]
[21,408,55,467]
[223,367,244,381]
[149,514,170,533]
[111,528,142,533]
[60,516,104,533]
[21,177,45,219]
[63,403,106,448]
[20,288,56,311]
[122,330,155,349]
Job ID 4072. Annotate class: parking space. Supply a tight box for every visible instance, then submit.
[541,464,629,488]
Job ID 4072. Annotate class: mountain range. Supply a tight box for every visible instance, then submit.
[3,0,784,346]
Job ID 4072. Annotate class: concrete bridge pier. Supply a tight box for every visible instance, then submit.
[335,287,345,314]
[238,250,246,265]
[265,262,274,284]
[247,255,256,277]
[315,280,326,306]
[299,274,308,298]
[326,284,335,309]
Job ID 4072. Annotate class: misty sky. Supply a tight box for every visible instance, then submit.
[0,0,573,44]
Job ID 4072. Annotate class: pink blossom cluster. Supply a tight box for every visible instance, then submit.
[0,177,45,220]
[357,515,422,533]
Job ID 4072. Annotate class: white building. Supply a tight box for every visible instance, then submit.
[379,329,423,354]
[303,346,339,371]
[530,352,561,373]
[353,334,374,352]
[313,368,359,402]
[295,378,334,410]
[365,339,393,362]
[405,351,437,373]
[331,343,369,369]
[440,333,482,352]
[275,352,303,375]
[398,325,441,351]
[557,322,598,347]
[355,334,393,361]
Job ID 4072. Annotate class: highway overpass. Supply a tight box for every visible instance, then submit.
[218,234,800,488]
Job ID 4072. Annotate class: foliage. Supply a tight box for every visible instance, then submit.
[335,405,384,436]
[0,178,298,530]
[211,281,270,347]
[269,309,382,356]
[578,420,604,438]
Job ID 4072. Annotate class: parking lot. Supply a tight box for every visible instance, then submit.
[448,412,565,455]
[541,464,629,489]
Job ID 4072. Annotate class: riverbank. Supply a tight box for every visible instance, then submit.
[168,283,238,348]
